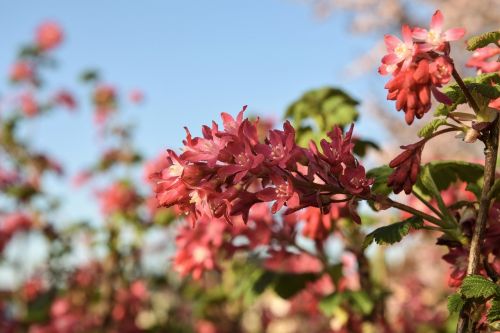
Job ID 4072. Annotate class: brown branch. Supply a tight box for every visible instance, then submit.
[456,117,499,333]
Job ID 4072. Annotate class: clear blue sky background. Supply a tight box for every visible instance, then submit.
[0,1,417,221]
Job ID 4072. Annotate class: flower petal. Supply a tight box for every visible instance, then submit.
[382,53,401,65]
[401,24,413,44]
[412,27,428,41]
[430,10,443,31]
[384,34,401,51]
[443,28,466,41]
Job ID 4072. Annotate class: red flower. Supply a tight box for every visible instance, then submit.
[53,90,77,110]
[36,21,63,51]
[387,141,424,194]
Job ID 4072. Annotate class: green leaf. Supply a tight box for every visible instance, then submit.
[252,271,320,299]
[80,69,100,83]
[273,273,319,299]
[319,291,374,316]
[319,293,343,315]
[467,31,500,51]
[415,161,483,223]
[366,166,392,196]
[434,73,500,117]
[417,165,455,224]
[418,118,449,138]
[353,139,380,157]
[423,161,484,192]
[434,84,465,116]
[467,82,500,100]
[488,297,500,323]
[447,293,466,314]
[349,291,374,315]
[285,87,359,146]
[363,216,423,248]
[459,275,500,299]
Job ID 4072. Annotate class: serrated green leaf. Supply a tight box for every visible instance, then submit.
[366,165,393,196]
[418,118,448,138]
[363,216,423,248]
[460,275,500,299]
[488,297,500,323]
[417,165,455,224]
[467,31,500,51]
[447,293,466,314]
[468,82,500,100]
[434,84,465,116]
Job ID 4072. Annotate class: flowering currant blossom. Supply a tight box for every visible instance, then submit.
[412,10,466,52]
[10,61,34,83]
[97,181,140,216]
[466,45,500,110]
[36,21,63,51]
[154,108,372,228]
[381,25,415,70]
[379,10,465,124]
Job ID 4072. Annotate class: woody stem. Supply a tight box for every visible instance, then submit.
[456,116,499,333]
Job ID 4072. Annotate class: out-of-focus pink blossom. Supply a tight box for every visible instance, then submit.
[129,89,144,104]
[20,93,39,117]
[36,21,63,51]
[10,61,34,82]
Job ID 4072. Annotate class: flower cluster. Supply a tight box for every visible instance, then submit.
[154,108,372,227]
[379,10,465,124]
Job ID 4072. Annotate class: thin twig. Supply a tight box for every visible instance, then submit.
[412,190,444,219]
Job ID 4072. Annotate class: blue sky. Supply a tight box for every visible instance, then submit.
[0,0,393,221]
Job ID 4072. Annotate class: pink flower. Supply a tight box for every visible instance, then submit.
[97,181,139,216]
[412,10,466,52]
[128,89,144,104]
[173,218,229,280]
[466,46,500,74]
[381,25,415,69]
[10,61,34,82]
[53,90,77,110]
[36,21,63,51]
[257,174,300,213]
[20,93,39,117]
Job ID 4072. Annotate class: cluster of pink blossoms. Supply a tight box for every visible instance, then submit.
[153,107,372,228]
[379,10,465,124]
